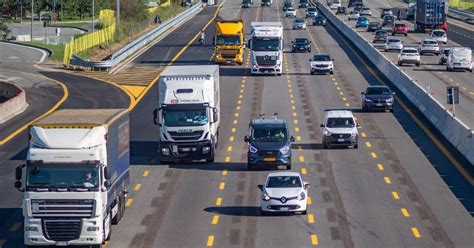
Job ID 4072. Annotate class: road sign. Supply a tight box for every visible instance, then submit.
[447,86,459,105]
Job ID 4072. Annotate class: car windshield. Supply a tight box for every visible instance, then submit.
[326,117,355,128]
[294,38,309,44]
[443,49,450,55]
[216,35,241,46]
[375,30,387,35]
[432,30,445,37]
[367,87,391,95]
[315,16,324,20]
[395,24,405,28]
[267,176,302,188]
[27,163,100,190]
[363,8,370,10]
[369,22,379,25]
[164,109,208,127]
[314,55,331,61]
[252,126,287,142]
[253,37,280,51]
[350,11,358,14]
[287,8,294,11]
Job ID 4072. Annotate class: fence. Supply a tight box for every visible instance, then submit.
[450,0,474,10]
[147,0,172,15]
[63,9,116,66]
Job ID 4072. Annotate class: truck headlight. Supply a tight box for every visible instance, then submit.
[87,226,100,232]
[161,147,170,155]
[25,226,38,232]
[249,145,258,154]
[202,146,211,154]
[297,192,306,201]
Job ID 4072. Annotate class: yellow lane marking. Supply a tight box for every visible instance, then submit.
[207,235,215,247]
[294,119,299,124]
[298,145,303,151]
[236,106,241,110]
[308,214,315,224]
[237,100,242,104]
[361,132,367,138]
[301,168,307,175]
[291,100,295,104]
[222,170,228,176]
[290,94,294,98]
[233,120,238,124]
[384,177,392,184]
[227,146,232,152]
[310,234,319,245]
[239,94,243,99]
[307,196,312,205]
[295,127,300,132]
[345,102,350,107]
[299,156,305,162]
[392,191,400,200]
[296,136,302,141]
[231,128,236,133]
[339,91,344,96]
[215,197,222,206]
[336,86,341,90]
[234,113,239,117]
[401,208,410,217]
[225,157,231,163]
[9,222,22,232]
[377,163,384,171]
[143,170,150,177]
[292,105,296,110]
[293,112,298,117]
[229,136,234,142]
[219,182,225,190]
[122,85,147,98]
[134,184,142,191]
[212,215,220,225]
[342,96,346,100]
[411,227,421,238]
[125,199,133,208]
[370,152,378,159]
[365,142,372,148]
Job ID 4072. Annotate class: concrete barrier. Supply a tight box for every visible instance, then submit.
[0,81,29,124]
[317,3,474,170]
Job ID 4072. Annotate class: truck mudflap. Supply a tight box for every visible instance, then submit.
[160,140,215,162]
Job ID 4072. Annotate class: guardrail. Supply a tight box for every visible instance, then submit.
[317,3,474,172]
[70,3,203,69]
[448,7,474,23]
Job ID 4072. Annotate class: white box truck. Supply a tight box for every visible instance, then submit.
[249,22,284,75]
[14,109,130,247]
[155,65,220,163]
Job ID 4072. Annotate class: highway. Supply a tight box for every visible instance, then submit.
[0,0,473,247]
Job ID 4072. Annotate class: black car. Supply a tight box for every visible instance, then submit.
[361,85,395,112]
[336,6,346,15]
[382,15,395,27]
[367,21,382,32]
[373,30,388,43]
[313,15,327,26]
[244,117,295,170]
[291,38,311,52]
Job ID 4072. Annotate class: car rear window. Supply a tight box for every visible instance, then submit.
[388,39,400,43]
[403,49,418,54]
[267,176,302,188]
[423,40,437,44]
[395,24,406,27]
[358,17,368,21]
[432,30,445,36]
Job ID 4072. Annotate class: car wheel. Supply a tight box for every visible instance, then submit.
[247,163,254,171]
[310,71,314,75]
[420,52,423,55]
[416,62,420,67]
[446,66,450,71]
[404,33,407,36]
[308,49,311,53]
[390,108,394,113]
[354,143,358,149]
[330,70,334,75]
[286,163,292,170]
[398,61,402,66]
[323,143,329,149]
[301,210,307,215]
[260,209,269,216]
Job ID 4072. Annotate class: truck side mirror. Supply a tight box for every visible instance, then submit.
[104,181,111,188]
[153,108,162,126]
[247,39,252,49]
[104,167,111,180]
[244,136,249,142]
[320,123,325,128]
[15,181,22,190]
[212,108,218,123]
[15,165,24,180]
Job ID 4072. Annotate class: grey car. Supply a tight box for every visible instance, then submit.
[361,85,395,112]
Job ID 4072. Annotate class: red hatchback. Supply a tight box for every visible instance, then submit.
[392,23,408,36]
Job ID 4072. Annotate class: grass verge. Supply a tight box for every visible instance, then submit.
[19,41,65,61]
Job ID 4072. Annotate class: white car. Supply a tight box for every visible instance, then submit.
[348,11,360,21]
[258,172,309,215]
[360,7,372,16]
[293,18,307,30]
[320,110,359,148]
[306,7,318,18]
[385,37,403,52]
[398,47,420,66]
[285,7,297,17]
[419,38,440,55]
[431,29,447,44]
[447,47,473,72]
[309,54,334,74]
[330,2,341,10]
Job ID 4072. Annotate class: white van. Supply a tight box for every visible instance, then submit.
[447,47,473,72]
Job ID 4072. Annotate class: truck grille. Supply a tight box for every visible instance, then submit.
[168,131,204,141]
[222,53,236,59]
[256,56,277,66]
[42,219,81,242]
[31,199,95,218]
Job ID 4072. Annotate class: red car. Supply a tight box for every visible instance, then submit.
[392,23,408,36]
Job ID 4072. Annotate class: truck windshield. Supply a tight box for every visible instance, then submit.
[164,109,208,127]
[26,163,100,190]
[253,37,280,51]
[216,35,241,46]
[252,126,287,142]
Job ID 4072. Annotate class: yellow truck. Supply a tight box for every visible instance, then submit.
[214,20,244,65]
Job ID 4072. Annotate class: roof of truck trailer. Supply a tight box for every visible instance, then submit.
[161,65,219,77]
[251,22,283,27]
[34,109,126,126]
[216,21,243,35]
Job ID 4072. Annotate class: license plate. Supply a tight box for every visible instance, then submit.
[337,139,345,142]
[56,242,68,246]
[264,157,276,162]
[181,148,191,152]
[280,207,289,211]
[376,103,383,106]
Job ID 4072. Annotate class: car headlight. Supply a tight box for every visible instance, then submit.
[386,98,393,103]
[263,192,271,201]
[297,192,306,201]
[279,145,290,153]
[249,145,258,154]
[25,226,38,232]
[364,98,372,102]
[351,130,358,137]
[324,130,332,136]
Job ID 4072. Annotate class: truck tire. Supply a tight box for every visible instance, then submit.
[105,214,112,241]
[112,195,124,225]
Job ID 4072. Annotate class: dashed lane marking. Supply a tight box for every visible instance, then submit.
[377,163,384,171]
[229,136,234,142]
[411,227,421,238]
[384,177,392,185]
[225,157,231,163]
[299,156,305,162]
[296,136,302,141]
[219,182,225,190]
[215,197,222,206]
[365,142,372,148]
[401,208,410,217]
[370,152,378,158]
[207,235,215,247]
[222,170,228,176]
[301,167,307,175]
[134,184,142,191]
[310,234,319,245]
[212,215,219,225]
[227,146,232,152]
[143,170,150,177]
[308,214,315,224]
[361,132,367,138]
[307,196,312,205]
[392,191,400,200]
[125,199,133,208]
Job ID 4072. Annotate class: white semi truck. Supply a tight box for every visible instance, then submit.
[14,109,130,247]
[155,65,220,163]
[249,22,284,75]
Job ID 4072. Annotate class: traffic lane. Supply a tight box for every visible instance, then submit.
[0,42,46,64]
[317,16,472,245]
[8,22,84,38]
[446,22,474,49]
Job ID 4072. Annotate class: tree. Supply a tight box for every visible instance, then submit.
[0,20,12,40]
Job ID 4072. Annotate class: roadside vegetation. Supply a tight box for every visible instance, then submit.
[0,19,11,40]
[22,41,65,61]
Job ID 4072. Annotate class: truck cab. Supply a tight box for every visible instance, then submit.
[248,22,284,75]
[244,115,295,170]
[156,65,220,163]
[214,20,244,65]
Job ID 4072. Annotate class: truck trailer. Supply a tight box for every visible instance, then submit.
[249,22,284,75]
[15,109,130,247]
[415,0,448,32]
[156,65,220,163]
[214,20,245,65]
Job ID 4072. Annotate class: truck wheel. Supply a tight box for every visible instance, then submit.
[112,194,124,225]
[105,214,112,241]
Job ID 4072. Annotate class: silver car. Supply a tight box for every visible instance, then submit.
[419,38,440,55]
[385,37,403,52]
[360,7,372,16]
[293,18,307,30]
